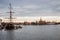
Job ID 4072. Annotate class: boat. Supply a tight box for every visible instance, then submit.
[5,3,22,30]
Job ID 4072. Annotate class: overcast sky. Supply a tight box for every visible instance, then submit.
[0,0,60,17]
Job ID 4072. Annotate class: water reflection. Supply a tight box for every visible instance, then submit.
[0,30,16,40]
[5,30,15,40]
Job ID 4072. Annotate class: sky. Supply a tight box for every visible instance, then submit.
[0,0,60,17]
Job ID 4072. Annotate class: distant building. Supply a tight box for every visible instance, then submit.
[38,18,46,25]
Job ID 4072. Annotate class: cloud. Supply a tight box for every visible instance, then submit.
[0,0,60,17]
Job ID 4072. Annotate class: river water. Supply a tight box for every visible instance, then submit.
[0,25,60,40]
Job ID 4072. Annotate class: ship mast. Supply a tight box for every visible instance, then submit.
[9,3,13,23]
